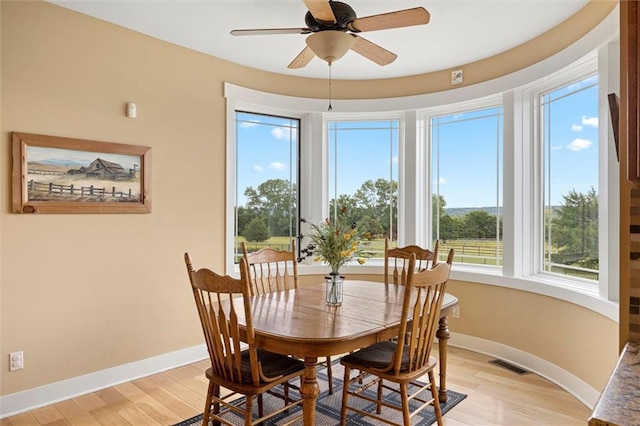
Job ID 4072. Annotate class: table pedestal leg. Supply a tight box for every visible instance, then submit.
[436,315,451,403]
[301,357,320,426]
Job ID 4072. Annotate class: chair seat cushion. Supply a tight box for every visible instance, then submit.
[240,349,304,383]
[341,340,436,372]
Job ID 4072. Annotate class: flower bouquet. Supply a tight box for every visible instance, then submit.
[301,206,367,305]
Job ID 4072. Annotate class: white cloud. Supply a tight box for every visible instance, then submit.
[581,115,598,127]
[253,165,263,173]
[268,162,286,171]
[567,138,592,151]
[392,155,398,165]
[571,124,583,131]
[439,177,447,185]
[271,127,285,139]
[271,127,297,140]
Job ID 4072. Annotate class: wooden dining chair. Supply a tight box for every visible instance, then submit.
[339,254,452,426]
[384,238,440,286]
[241,240,299,295]
[241,239,335,394]
[184,253,305,426]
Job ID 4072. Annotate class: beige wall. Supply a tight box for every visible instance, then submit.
[0,0,618,401]
[448,280,617,391]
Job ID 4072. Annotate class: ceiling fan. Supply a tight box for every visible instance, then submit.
[230,0,430,69]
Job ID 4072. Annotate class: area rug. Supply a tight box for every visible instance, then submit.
[174,363,466,426]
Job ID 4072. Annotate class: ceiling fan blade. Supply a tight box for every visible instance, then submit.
[348,7,430,33]
[303,0,336,24]
[231,28,311,36]
[288,46,315,69]
[350,35,397,66]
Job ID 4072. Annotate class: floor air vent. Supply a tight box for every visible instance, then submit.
[489,358,530,375]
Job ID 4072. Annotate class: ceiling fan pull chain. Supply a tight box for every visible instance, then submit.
[328,63,333,111]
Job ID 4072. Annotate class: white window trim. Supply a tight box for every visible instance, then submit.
[518,47,619,305]
[223,3,619,321]
[421,95,504,270]
[525,56,600,286]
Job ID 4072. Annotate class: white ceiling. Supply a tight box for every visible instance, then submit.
[48,0,590,80]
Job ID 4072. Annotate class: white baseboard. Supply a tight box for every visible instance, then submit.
[1,336,600,418]
[0,344,208,419]
[450,333,599,409]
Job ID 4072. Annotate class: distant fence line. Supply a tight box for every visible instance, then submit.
[241,242,291,252]
[548,262,599,281]
[439,239,598,280]
[28,180,134,199]
[439,239,502,266]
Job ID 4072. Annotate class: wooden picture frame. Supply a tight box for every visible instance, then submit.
[12,132,151,214]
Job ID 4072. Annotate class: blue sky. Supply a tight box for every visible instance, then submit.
[544,76,599,207]
[236,113,298,206]
[328,121,398,199]
[237,77,599,209]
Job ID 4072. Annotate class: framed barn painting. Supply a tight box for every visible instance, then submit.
[12,132,151,214]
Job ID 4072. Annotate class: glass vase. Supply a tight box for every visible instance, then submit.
[325,273,344,306]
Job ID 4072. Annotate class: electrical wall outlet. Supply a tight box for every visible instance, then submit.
[452,305,461,318]
[9,351,23,371]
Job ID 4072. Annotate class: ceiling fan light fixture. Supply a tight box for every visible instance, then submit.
[306,30,355,65]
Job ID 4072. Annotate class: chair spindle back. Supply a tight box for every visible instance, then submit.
[241,240,298,295]
[393,254,451,376]
[384,238,440,286]
[184,254,260,386]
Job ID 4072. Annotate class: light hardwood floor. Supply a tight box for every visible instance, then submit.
[0,345,591,425]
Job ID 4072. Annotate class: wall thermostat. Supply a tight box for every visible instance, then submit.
[451,70,463,86]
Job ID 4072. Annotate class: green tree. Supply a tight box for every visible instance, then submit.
[432,194,447,220]
[432,194,454,240]
[351,179,398,238]
[550,187,598,268]
[243,179,297,237]
[242,217,270,242]
[329,194,357,223]
[459,210,499,239]
[439,214,461,241]
[235,205,256,236]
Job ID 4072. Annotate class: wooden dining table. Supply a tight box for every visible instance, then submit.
[239,280,458,426]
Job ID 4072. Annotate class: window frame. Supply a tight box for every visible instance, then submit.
[321,113,405,256]
[534,71,600,283]
[422,96,505,271]
[233,110,302,259]
[520,49,618,303]
[225,97,309,273]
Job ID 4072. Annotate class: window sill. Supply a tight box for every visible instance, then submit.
[298,262,619,322]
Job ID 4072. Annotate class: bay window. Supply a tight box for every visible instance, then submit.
[225,39,618,316]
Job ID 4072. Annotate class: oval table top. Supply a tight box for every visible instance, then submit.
[242,280,457,358]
